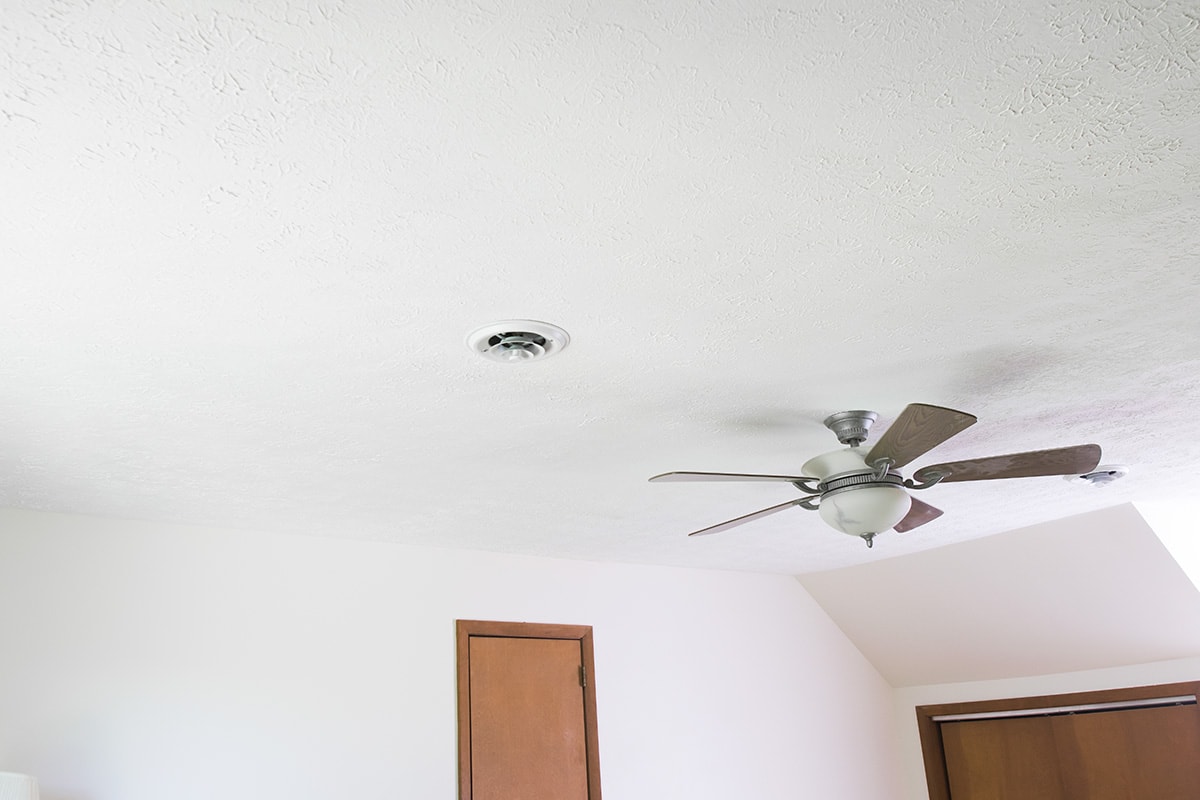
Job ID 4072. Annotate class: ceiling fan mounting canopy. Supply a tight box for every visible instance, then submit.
[821,410,879,447]
[649,403,1103,548]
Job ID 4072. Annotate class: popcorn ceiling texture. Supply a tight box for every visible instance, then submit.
[1,0,1198,573]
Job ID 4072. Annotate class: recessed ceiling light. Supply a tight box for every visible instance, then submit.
[466,320,571,363]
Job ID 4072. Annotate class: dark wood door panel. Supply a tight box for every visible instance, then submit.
[941,716,1066,799]
[917,683,1200,800]
[1053,705,1200,800]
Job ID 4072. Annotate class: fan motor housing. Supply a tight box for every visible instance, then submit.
[820,470,906,497]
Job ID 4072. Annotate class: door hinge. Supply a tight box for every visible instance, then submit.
[579,665,587,688]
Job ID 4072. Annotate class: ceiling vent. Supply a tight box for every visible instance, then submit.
[467,320,570,363]
[1066,465,1129,487]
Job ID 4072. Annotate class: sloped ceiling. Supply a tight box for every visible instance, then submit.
[2,1,1199,575]
[799,504,1200,687]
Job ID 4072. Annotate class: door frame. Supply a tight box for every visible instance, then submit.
[915,681,1200,800]
[456,619,602,800]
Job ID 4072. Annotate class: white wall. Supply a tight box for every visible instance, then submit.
[1137,500,1200,592]
[894,656,1200,800]
[0,508,903,800]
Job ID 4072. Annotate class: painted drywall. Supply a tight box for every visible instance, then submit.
[893,656,1200,800]
[0,507,902,800]
[799,504,1200,687]
[1137,499,1200,591]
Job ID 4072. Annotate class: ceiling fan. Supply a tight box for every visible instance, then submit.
[649,403,1102,548]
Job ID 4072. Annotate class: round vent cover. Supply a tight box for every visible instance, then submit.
[1065,464,1129,487]
[467,320,570,363]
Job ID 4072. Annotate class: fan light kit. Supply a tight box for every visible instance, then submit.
[467,320,570,363]
[650,403,1103,548]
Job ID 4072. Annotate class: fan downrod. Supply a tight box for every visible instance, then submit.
[822,410,878,447]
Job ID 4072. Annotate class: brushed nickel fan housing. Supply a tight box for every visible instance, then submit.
[819,470,906,497]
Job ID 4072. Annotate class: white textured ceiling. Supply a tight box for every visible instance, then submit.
[2,0,1199,574]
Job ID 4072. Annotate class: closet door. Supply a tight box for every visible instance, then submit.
[1054,704,1200,799]
[919,683,1200,800]
[942,705,1200,799]
[456,620,602,800]
[941,714,1065,799]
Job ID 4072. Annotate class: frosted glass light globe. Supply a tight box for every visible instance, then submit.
[802,448,913,537]
[817,485,912,536]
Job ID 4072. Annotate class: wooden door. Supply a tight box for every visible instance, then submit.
[941,714,1066,799]
[1057,704,1200,798]
[919,683,1200,800]
[457,620,601,800]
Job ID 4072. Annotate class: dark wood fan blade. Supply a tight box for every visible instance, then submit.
[686,499,806,537]
[866,403,977,469]
[912,444,1102,483]
[650,471,811,483]
[893,497,944,533]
